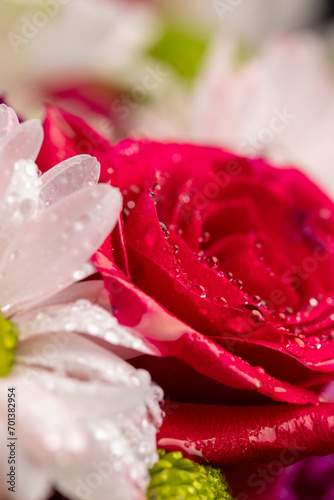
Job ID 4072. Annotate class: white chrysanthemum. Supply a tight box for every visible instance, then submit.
[191,33,334,197]
[0,0,156,92]
[0,104,163,500]
[0,334,163,500]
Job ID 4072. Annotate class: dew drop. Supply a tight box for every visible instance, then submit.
[169,268,181,278]
[203,255,219,269]
[233,279,243,290]
[173,244,179,255]
[159,221,170,239]
[213,296,228,307]
[307,336,322,350]
[270,311,287,324]
[309,297,318,308]
[254,366,266,376]
[281,335,306,358]
[189,285,206,298]
[199,232,210,244]
[241,305,265,323]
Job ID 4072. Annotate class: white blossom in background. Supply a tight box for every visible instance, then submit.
[0,0,157,97]
[0,104,163,500]
[191,33,334,198]
[157,0,325,41]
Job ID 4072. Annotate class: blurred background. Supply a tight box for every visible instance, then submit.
[1,0,334,198]
[1,1,334,187]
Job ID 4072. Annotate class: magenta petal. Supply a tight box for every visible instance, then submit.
[158,401,334,466]
[93,242,320,406]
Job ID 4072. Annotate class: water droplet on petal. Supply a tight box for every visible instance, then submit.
[159,222,170,239]
[309,297,318,308]
[199,232,210,244]
[173,244,179,255]
[241,305,265,323]
[270,311,287,324]
[203,255,219,269]
[232,279,243,290]
[169,268,181,278]
[213,296,228,307]
[307,336,322,350]
[254,366,266,376]
[189,285,206,298]
[224,271,233,280]
[281,335,306,358]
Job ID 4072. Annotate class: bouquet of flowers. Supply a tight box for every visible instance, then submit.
[0,1,334,499]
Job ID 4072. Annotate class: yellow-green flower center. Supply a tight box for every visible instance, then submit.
[148,450,235,500]
[0,314,18,376]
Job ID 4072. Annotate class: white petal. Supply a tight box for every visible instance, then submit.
[10,450,51,500]
[39,155,100,210]
[0,104,19,140]
[0,369,86,465]
[0,119,43,206]
[16,300,157,356]
[0,184,122,314]
[15,335,163,500]
[0,419,52,500]
[0,159,40,262]
[34,280,111,311]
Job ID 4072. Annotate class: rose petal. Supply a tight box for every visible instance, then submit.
[158,401,334,466]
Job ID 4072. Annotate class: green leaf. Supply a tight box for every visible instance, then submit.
[149,25,208,80]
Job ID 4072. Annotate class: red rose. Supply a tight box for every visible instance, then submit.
[38,106,334,468]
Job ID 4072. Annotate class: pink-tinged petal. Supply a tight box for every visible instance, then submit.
[40,155,100,209]
[0,104,19,140]
[15,299,157,357]
[35,280,110,310]
[0,119,43,204]
[0,184,122,314]
[158,401,334,466]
